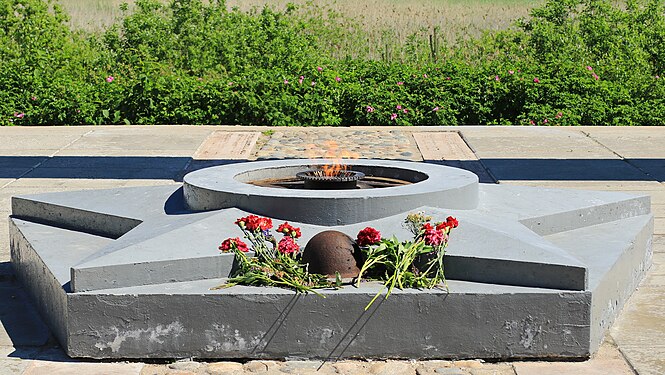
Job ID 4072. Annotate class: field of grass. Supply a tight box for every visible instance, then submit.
[58,0,541,49]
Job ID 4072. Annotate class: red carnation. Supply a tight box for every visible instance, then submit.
[435,222,449,231]
[356,227,381,247]
[446,216,459,228]
[277,222,302,238]
[421,222,434,231]
[242,215,273,231]
[277,236,300,254]
[423,228,446,246]
[219,237,249,253]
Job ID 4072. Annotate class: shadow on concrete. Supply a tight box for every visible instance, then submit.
[428,158,665,183]
[425,160,497,183]
[0,270,53,353]
[0,156,241,181]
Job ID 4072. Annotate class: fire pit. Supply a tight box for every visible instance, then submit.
[296,169,365,190]
[8,159,653,360]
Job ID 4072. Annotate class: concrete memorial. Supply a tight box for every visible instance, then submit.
[9,159,652,359]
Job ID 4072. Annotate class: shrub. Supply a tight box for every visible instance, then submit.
[1,0,664,126]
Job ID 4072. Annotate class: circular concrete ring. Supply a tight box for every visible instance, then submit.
[183,159,479,225]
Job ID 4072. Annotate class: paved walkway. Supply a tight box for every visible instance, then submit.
[0,126,663,375]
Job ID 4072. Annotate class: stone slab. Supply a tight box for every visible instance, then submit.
[60,127,213,152]
[0,128,88,152]
[23,361,144,375]
[193,131,260,160]
[581,129,665,159]
[513,340,633,375]
[462,132,618,159]
[413,132,477,161]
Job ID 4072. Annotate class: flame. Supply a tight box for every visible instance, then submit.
[319,141,358,177]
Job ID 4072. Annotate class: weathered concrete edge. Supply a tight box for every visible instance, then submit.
[589,215,654,352]
[11,196,142,239]
[520,194,651,236]
[65,290,592,360]
[9,218,67,346]
[71,253,237,292]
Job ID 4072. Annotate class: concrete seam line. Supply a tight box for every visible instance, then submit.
[1,129,95,189]
[457,130,499,184]
[581,130,659,182]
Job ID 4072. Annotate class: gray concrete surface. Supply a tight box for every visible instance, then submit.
[0,125,663,374]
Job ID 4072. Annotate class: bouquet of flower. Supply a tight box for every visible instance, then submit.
[216,215,331,295]
[356,212,458,309]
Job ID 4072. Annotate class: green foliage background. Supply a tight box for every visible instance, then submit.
[1,0,664,126]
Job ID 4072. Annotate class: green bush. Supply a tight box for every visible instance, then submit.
[1,0,664,126]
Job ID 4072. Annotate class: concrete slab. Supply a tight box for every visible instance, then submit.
[463,134,618,159]
[0,128,89,152]
[581,129,665,158]
[61,127,213,153]
[193,131,259,160]
[499,180,663,191]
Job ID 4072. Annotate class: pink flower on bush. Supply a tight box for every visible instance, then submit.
[397,81,404,86]
[299,76,304,84]
[284,79,289,84]
[366,106,375,113]
[445,77,451,80]
[335,76,341,82]
[423,74,428,78]
[508,70,514,75]
[495,75,500,81]
[586,65,593,71]
[432,107,439,112]
[396,105,402,110]
[656,75,661,79]
[529,120,535,125]
[403,109,408,114]
[14,112,25,118]
[31,96,37,101]
[533,77,540,83]
[311,81,316,86]
[317,66,323,72]
[390,113,398,121]
[219,237,249,253]
[592,73,599,80]
[543,118,548,124]
[356,227,381,246]
[106,76,114,83]
[277,237,300,254]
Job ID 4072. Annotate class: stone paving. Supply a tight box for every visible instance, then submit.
[0,125,663,374]
[253,129,422,161]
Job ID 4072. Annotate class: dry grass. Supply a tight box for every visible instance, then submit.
[58,0,541,49]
